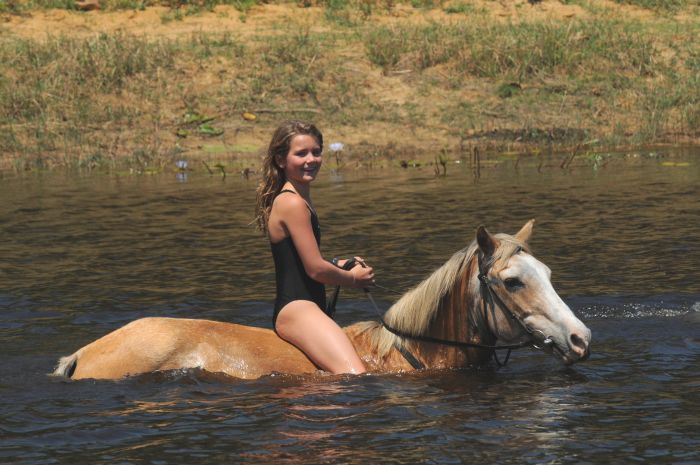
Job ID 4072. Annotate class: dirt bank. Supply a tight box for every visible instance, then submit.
[1,0,698,172]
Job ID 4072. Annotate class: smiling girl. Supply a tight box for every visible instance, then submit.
[254,121,374,374]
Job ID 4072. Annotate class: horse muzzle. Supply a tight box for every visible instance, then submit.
[558,329,592,365]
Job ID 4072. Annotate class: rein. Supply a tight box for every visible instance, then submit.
[329,257,547,369]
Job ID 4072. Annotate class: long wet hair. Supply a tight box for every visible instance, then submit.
[254,121,324,233]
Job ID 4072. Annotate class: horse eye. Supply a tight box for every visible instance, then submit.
[504,278,524,291]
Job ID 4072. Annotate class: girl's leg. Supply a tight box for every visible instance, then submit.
[275,301,366,374]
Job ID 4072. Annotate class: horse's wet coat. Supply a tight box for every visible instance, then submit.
[53,221,591,380]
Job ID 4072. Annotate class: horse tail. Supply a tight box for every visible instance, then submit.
[52,353,78,378]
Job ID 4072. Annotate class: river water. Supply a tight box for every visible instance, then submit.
[1,150,699,464]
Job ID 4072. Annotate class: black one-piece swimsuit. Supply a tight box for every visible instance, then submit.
[271,190,327,327]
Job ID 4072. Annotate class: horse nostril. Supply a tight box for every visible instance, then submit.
[570,333,588,356]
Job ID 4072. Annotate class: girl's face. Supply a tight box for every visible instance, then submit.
[279,134,322,184]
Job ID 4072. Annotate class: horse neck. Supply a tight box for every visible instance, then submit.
[425,256,497,349]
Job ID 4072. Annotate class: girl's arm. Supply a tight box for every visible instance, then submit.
[278,195,373,288]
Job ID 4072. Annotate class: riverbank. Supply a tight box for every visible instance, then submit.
[1,0,698,173]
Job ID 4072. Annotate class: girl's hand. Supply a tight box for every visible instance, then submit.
[350,258,375,288]
[353,256,368,268]
[335,256,367,270]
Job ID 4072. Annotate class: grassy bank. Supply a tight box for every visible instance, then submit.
[0,0,698,172]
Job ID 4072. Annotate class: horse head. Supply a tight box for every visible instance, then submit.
[476,220,591,365]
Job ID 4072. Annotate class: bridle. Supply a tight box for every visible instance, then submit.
[476,254,560,359]
[329,255,558,369]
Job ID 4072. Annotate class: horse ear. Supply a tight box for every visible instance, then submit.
[476,225,498,257]
[514,219,535,243]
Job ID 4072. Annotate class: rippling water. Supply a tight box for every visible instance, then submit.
[1,150,699,464]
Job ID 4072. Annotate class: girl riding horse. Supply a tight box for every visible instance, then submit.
[254,121,375,374]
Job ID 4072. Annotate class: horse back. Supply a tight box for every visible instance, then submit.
[57,317,318,380]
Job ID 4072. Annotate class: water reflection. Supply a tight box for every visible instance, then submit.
[0,150,699,464]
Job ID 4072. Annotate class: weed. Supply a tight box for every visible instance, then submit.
[324,0,356,26]
[257,30,329,104]
[364,26,410,73]
[443,2,474,14]
[410,0,440,9]
[497,82,522,99]
[1,2,698,171]
[363,19,661,80]
[611,0,688,12]
[0,33,178,167]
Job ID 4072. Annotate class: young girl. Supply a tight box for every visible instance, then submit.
[254,121,374,374]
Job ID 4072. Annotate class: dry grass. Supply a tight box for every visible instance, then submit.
[0,0,698,171]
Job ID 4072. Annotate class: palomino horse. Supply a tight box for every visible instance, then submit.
[53,220,591,380]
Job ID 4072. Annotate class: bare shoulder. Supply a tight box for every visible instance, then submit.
[271,192,310,220]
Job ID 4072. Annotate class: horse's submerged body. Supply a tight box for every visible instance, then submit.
[54,318,413,379]
[53,221,591,380]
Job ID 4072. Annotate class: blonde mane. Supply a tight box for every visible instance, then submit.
[358,234,528,358]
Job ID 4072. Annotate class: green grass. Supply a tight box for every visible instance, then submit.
[1,1,698,171]
[363,20,659,79]
[0,33,178,167]
[1,0,694,14]
[0,27,376,169]
[0,0,267,14]
[610,0,689,12]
